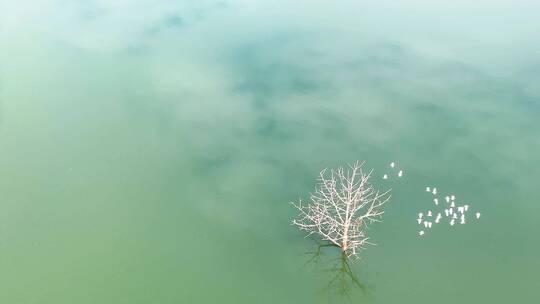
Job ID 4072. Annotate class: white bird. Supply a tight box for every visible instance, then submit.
[398,170,403,177]
[419,212,423,219]
[444,209,449,217]
[449,208,453,215]
[435,217,440,224]
[427,222,432,228]
[419,230,425,236]
[434,198,439,205]
[424,221,429,228]
[383,174,388,179]
[426,187,431,192]
[457,206,464,213]
[464,205,469,212]
[476,212,481,219]
[453,213,458,219]
[445,196,450,203]
[417,218,423,224]
[450,202,455,208]
[451,195,456,201]
[450,219,455,226]
[432,188,437,195]
[427,210,432,217]
[460,217,466,224]
[390,162,395,168]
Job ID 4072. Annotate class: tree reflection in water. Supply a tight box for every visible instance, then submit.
[303,242,372,301]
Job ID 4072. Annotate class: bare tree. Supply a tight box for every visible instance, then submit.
[291,161,391,258]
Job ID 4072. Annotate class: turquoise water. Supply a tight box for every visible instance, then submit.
[1,1,539,303]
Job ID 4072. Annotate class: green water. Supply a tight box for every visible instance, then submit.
[1,1,539,303]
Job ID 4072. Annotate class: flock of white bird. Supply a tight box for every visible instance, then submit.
[381,161,481,237]
[417,187,481,236]
[382,162,403,180]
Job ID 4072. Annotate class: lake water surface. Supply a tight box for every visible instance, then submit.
[1,1,539,303]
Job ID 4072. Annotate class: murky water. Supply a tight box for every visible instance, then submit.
[1,1,539,303]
